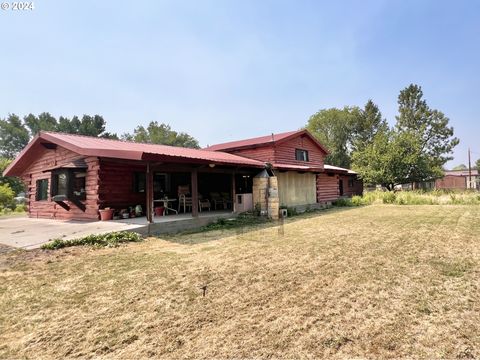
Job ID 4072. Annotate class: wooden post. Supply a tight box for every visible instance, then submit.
[191,168,199,217]
[146,163,154,223]
[232,172,236,213]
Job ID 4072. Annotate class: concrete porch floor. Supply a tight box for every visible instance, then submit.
[113,210,234,225]
[0,211,236,250]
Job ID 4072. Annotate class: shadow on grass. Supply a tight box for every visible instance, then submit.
[158,206,360,245]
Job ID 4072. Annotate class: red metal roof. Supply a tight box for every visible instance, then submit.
[271,163,324,172]
[205,130,298,151]
[324,164,357,174]
[204,129,330,154]
[4,132,265,177]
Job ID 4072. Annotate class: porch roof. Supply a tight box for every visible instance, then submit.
[323,164,357,175]
[4,132,265,177]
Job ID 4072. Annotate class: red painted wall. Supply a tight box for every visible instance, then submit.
[316,173,340,202]
[273,135,325,168]
[97,159,147,210]
[220,134,326,168]
[23,146,100,220]
[435,175,466,190]
[341,175,364,197]
[226,146,276,163]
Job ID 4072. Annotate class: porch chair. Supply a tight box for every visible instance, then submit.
[220,192,233,209]
[177,185,192,213]
[178,194,193,213]
[198,194,211,212]
[209,192,226,210]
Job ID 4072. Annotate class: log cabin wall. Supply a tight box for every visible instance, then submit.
[97,159,147,210]
[316,173,340,202]
[227,146,276,163]
[341,175,364,197]
[24,146,100,220]
[273,135,325,168]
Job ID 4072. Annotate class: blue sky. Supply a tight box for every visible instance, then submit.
[1,0,479,166]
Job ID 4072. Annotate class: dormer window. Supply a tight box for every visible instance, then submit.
[295,149,309,162]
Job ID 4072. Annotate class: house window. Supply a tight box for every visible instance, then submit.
[72,171,87,199]
[133,172,146,193]
[348,177,355,188]
[51,170,87,200]
[55,172,68,196]
[295,149,309,162]
[36,179,49,201]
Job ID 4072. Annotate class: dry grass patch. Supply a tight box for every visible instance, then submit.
[1,205,480,359]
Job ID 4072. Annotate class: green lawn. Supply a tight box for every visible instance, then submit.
[1,205,479,359]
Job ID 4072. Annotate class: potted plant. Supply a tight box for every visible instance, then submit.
[120,209,129,219]
[99,207,114,221]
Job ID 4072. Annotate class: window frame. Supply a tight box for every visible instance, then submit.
[295,148,309,162]
[348,177,355,188]
[36,179,49,201]
[133,172,146,193]
[50,169,87,201]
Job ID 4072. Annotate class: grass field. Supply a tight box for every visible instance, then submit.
[1,205,480,359]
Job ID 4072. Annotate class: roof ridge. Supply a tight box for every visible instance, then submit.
[205,129,302,149]
[41,131,202,150]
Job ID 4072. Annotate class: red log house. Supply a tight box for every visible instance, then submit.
[3,129,363,222]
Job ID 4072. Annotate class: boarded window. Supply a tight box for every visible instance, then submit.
[36,179,49,201]
[295,149,309,162]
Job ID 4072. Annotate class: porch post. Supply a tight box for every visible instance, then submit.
[231,172,236,213]
[191,168,199,218]
[146,162,154,223]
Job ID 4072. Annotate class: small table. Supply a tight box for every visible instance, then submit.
[154,198,178,215]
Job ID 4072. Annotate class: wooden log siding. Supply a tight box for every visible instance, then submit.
[97,159,147,210]
[273,135,325,168]
[227,146,275,163]
[316,173,340,202]
[341,175,364,197]
[25,146,100,220]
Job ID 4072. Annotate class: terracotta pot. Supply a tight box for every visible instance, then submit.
[99,209,114,221]
[155,207,165,216]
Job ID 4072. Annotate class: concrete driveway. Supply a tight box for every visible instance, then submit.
[0,215,145,250]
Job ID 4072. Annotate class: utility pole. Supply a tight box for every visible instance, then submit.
[468,147,472,189]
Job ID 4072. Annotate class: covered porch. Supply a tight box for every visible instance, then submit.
[98,158,260,225]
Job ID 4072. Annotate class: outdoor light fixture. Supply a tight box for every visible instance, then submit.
[209,163,215,168]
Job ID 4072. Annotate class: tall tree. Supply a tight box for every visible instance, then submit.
[352,84,458,188]
[0,158,25,194]
[77,115,107,136]
[475,159,480,170]
[24,112,57,135]
[396,84,459,173]
[0,114,30,158]
[452,164,467,170]
[351,100,388,153]
[306,107,360,168]
[351,129,440,190]
[122,121,200,148]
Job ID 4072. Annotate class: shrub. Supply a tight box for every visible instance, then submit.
[14,204,27,213]
[333,198,353,207]
[0,184,15,209]
[41,231,143,250]
[382,192,396,204]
